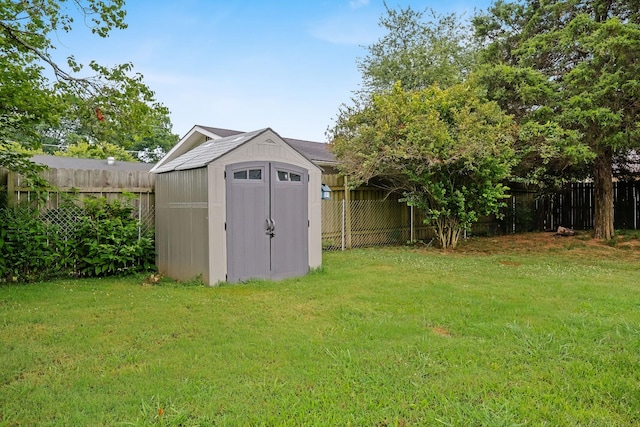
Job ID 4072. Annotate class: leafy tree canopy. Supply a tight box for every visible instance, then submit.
[331,5,514,249]
[329,83,515,249]
[357,4,477,95]
[55,140,135,162]
[0,0,177,185]
[474,0,640,239]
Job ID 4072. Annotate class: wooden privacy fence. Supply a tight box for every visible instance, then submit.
[1,165,156,236]
[2,167,155,213]
[4,163,639,251]
[500,182,640,233]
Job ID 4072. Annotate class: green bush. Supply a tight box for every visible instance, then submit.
[0,207,64,281]
[74,196,155,277]
[0,195,155,282]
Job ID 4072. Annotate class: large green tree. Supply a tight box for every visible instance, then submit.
[331,5,514,249]
[357,5,476,95]
[474,0,640,240]
[329,83,515,249]
[0,0,176,180]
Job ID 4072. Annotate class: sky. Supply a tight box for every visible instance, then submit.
[52,0,494,143]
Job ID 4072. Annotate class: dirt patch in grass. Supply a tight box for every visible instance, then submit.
[429,326,452,337]
[499,260,522,267]
[455,231,640,261]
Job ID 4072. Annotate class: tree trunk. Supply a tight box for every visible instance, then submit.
[593,149,614,240]
[434,217,463,249]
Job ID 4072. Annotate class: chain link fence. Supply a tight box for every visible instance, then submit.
[322,199,435,250]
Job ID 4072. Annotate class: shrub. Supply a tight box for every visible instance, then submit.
[0,194,155,282]
[0,207,64,281]
[73,196,156,277]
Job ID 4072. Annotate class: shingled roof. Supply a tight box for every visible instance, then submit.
[197,126,335,165]
[153,129,268,173]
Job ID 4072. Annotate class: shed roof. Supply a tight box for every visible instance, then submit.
[31,154,153,171]
[153,128,271,173]
[197,126,335,165]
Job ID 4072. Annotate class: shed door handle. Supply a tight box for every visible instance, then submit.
[266,218,275,237]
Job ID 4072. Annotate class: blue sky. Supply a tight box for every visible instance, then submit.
[52,0,493,142]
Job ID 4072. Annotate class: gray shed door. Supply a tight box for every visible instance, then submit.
[225,161,308,282]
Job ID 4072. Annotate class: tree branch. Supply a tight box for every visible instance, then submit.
[0,20,101,98]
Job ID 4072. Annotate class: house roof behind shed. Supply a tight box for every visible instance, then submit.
[31,154,153,171]
[197,125,335,165]
[284,137,334,164]
[198,126,245,138]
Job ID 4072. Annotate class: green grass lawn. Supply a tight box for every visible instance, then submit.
[1,234,639,426]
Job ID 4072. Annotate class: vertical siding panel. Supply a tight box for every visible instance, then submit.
[155,168,209,283]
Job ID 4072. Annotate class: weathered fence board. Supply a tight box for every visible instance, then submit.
[5,167,155,211]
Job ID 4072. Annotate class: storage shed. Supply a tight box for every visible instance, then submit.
[151,128,322,284]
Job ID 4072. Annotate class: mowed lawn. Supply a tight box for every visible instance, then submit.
[1,233,639,426]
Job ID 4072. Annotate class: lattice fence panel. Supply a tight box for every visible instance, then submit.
[34,205,155,241]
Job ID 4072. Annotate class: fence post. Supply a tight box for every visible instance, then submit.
[633,183,638,230]
[138,194,142,241]
[512,195,516,233]
[410,205,414,243]
[341,199,345,251]
[344,176,352,249]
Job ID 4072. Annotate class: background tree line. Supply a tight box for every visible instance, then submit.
[329,0,640,247]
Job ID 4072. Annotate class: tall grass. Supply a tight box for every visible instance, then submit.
[1,240,639,426]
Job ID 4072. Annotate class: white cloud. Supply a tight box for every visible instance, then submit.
[349,0,369,9]
[309,13,381,46]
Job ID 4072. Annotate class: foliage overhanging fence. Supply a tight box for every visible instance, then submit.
[0,163,157,280]
[321,181,640,250]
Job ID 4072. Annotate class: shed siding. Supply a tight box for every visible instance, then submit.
[156,168,209,282]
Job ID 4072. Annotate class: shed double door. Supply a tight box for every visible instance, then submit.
[225,161,309,282]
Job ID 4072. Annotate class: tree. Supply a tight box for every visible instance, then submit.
[330,5,514,249]
[474,0,640,240]
[129,115,179,163]
[49,95,178,162]
[329,83,515,249]
[357,5,477,95]
[56,140,135,162]
[0,0,176,180]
